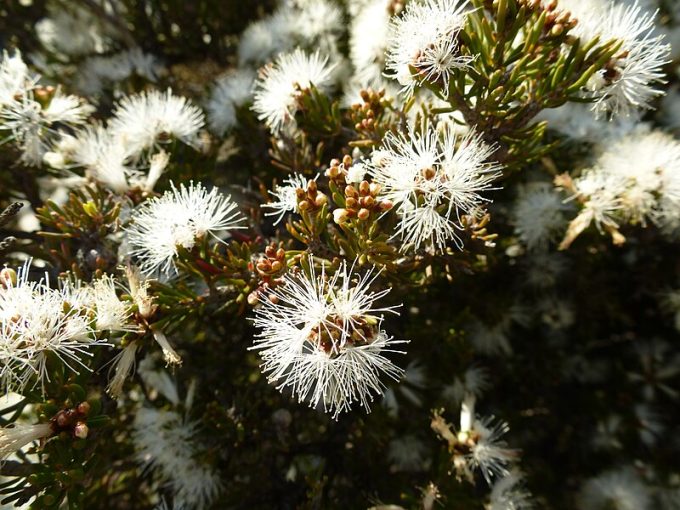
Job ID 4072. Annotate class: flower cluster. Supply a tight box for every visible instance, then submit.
[125,181,245,276]
[557,0,670,117]
[386,0,474,96]
[250,261,406,418]
[561,130,680,247]
[0,262,129,394]
[132,371,221,510]
[0,51,93,166]
[370,124,502,251]
[252,48,336,134]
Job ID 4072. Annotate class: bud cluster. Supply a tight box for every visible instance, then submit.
[328,155,393,226]
[51,401,91,440]
[296,179,328,213]
[348,88,390,143]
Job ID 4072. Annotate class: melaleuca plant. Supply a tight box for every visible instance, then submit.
[1,0,679,509]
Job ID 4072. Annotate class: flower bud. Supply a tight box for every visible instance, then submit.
[74,422,89,439]
[333,208,350,224]
[0,267,17,288]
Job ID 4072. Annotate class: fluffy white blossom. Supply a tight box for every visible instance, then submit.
[252,48,336,134]
[538,103,639,141]
[0,422,53,460]
[35,4,109,56]
[577,467,652,510]
[370,124,502,251]
[457,396,516,484]
[349,0,392,86]
[628,340,680,401]
[238,0,343,66]
[0,262,110,393]
[91,275,134,333]
[513,183,569,251]
[238,10,298,66]
[125,181,245,276]
[466,318,512,355]
[0,53,94,167]
[564,130,680,245]
[67,124,170,193]
[487,471,533,510]
[385,0,474,96]
[109,89,205,156]
[442,365,491,405]
[77,48,163,96]
[206,69,255,135]
[557,0,670,117]
[132,377,221,509]
[250,261,406,418]
[262,173,313,224]
[107,341,139,398]
[0,50,34,106]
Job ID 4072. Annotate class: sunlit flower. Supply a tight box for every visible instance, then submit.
[125,182,245,276]
[385,0,473,96]
[370,124,501,251]
[252,48,336,133]
[250,261,406,418]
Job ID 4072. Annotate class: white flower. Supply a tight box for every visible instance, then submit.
[558,0,670,117]
[442,365,491,405]
[565,130,680,242]
[123,264,157,319]
[238,10,298,65]
[262,173,313,224]
[0,422,53,460]
[77,48,163,96]
[250,261,406,418]
[70,124,137,193]
[237,0,343,66]
[349,0,392,87]
[109,89,205,156]
[132,379,221,510]
[385,0,474,97]
[91,275,134,333]
[206,69,255,135]
[70,124,171,193]
[151,328,182,367]
[577,467,651,510]
[345,161,367,184]
[125,181,246,276]
[252,48,336,134]
[538,103,638,141]
[466,318,512,355]
[0,262,107,394]
[0,58,94,167]
[35,5,108,57]
[0,50,35,106]
[107,341,139,398]
[628,339,680,401]
[457,396,516,484]
[513,183,569,251]
[369,124,502,251]
[42,91,94,124]
[292,0,344,44]
[487,471,533,510]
